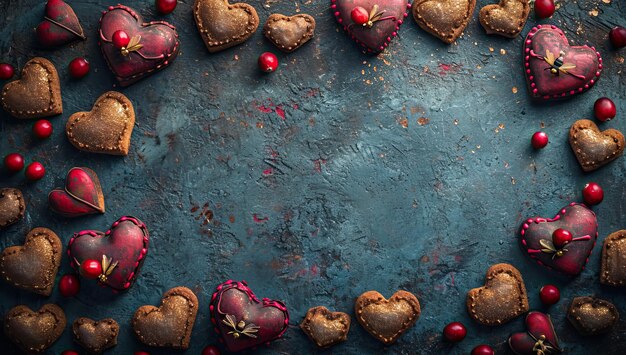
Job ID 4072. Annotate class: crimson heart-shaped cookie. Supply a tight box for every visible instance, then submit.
[133,287,198,349]
[1,57,62,119]
[48,167,105,217]
[332,0,411,52]
[194,0,260,53]
[0,228,62,296]
[567,297,619,336]
[300,306,351,348]
[66,91,135,156]
[211,280,289,352]
[601,230,626,286]
[99,5,179,86]
[73,317,119,354]
[0,188,25,230]
[520,202,597,276]
[509,312,561,355]
[569,119,624,172]
[479,0,530,38]
[413,0,476,44]
[36,0,85,48]
[355,290,420,344]
[68,216,149,291]
[524,25,602,100]
[4,304,66,353]
[264,14,316,53]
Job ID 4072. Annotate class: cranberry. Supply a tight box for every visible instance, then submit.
[594,97,616,122]
[25,162,45,181]
[4,153,24,173]
[112,30,130,49]
[80,259,102,279]
[134,352,150,355]
[33,119,53,139]
[442,322,466,342]
[351,6,369,25]
[202,345,221,355]
[531,131,549,149]
[539,284,560,305]
[69,57,90,79]
[59,274,80,297]
[156,0,177,14]
[60,351,79,355]
[583,182,604,205]
[0,63,14,80]
[534,0,555,19]
[471,344,495,355]
[258,52,278,73]
[552,228,572,248]
[609,26,626,49]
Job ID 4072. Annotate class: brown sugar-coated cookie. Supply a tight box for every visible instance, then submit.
[4,304,66,353]
[193,0,259,53]
[0,227,62,296]
[0,188,25,230]
[479,0,530,38]
[300,306,350,348]
[413,0,477,44]
[264,14,315,53]
[569,119,625,172]
[601,230,626,286]
[1,57,62,119]
[466,263,529,326]
[567,296,619,336]
[73,317,119,354]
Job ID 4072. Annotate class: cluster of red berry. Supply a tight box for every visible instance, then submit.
[2,118,53,181]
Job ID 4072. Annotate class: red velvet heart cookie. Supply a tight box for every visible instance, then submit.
[520,202,597,276]
[68,216,149,291]
[48,167,105,218]
[99,5,179,86]
[36,0,85,48]
[523,25,602,100]
[332,0,411,52]
[211,280,289,352]
[0,188,25,230]
[509,311,561,355]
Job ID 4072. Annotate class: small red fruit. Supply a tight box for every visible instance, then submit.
[156,0,177,14]
[0,63,14,80]
[80,259,102,279]
[442,322,466,342]
[134,352,150,355]
[351,6,369,25]
[583,182,604,205]
[69,57,90,79]
[25,162,45,181]
[112,30,130,49]
[609,26,626,49]
[539,284,560,305]
[531,131,549,149]
[471,344,495,355]
[4,153,24,173]
[594,97,616,122]
[33,119,53,139]
[202,345,221,355]
[534,0,555,19]
[552,228,572,248]
[59,274,80,297]
[60,351,79,355]
[258,52,278,73]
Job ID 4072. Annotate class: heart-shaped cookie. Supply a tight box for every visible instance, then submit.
[466,263,528,325]
[601,230,626,286]
[36,0,85,48]
[73,317,119,354]
[0,228,61,296]
[569,119,624,172]
[4,304,66,353]
[66,91,135,156]
[132,286,198,349]
[479,0,529,38]
[300,306,351,348]
[211,280,289,352]
[0,188,25,230]
[332,0,411,52]
[355,290,420,344]
[99,5,179,87]
[1,57,62,119]
[48,167,105,218]
[520,202,598,276]
[264,14,316,53]
[509,311,561,355]
[524,25,602,100]
[194,0,259,53]
[567,296,619,336]
[68,216,149,291]
[413,0,476,44]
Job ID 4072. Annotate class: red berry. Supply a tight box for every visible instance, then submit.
[258,52,278,73]
[539,284,560,305]
[0,63,14,80]
[442,322,466,342]
[4,153,24,173]
[594,97,616,122]
[351,6,370,25]
[112,30,130,49]
[534,0,555,19]
[69,57,90,79]
[552,228,572,248]
[134,352,150,355]
[33,119,53,139]
[202,345,221,355]
[60,351,79,355]
[25,162,45,181]
[531,131,549,149]
[471,344,495,355]
[583,182,604,205]
[80,259,102,279]
[156,0,177,14]
[609,26,626,49]
[59,274,80,297]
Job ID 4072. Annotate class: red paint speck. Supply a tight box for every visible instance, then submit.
[256,105,272,113]
[275,105,285,120]
[262,168,273,176]
[253,214,268,223]
[310,264,319,276]
[292,103,299,110]
[438,63,462,76]
[313,159,327,173]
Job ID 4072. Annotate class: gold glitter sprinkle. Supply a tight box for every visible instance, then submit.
[512,87,518,94]
[500,49,506,55]
[589,9,599,16]
[489,47,494,52]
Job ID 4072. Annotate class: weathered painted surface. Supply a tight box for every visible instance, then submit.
[0,0,625,353]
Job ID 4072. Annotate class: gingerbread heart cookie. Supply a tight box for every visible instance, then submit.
[569,119,624,172]
[66,91,135,156]
[264,14,315,53]
[4,304,66,353]
[355,290,420,344]
[0,227,61,296]
[73,317,119,354]
[132,287,198,349]
[509,311,561,355]
[194,0,259,53]
[48,167,105,217]
[413,0,476,44]
[0,188,25,230]
[300,306,351,348]
[467,263,528,326]
[479,0,529,38]
[601,230,626,286]
[36,0,86,48]
[567,296,619,336]
[1,57,62,119]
